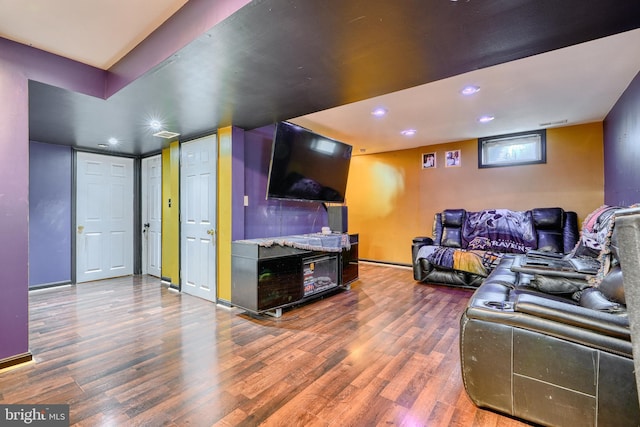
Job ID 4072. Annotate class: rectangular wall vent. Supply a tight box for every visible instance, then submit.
[539,119,568,127]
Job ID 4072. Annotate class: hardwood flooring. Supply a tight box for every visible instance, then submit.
[0,264,532,426]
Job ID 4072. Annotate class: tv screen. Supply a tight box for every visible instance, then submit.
[267,122,352,203]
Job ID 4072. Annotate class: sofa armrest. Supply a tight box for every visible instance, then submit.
[413,236,433,246]
[412,236,434,261]
[563,211,579,253]
[412,237,434,281]
[514,293,630,340]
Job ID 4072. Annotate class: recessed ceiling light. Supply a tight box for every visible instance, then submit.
[371,107,387,117]
[478,115,495,123]
[149,120,162,131]
[108,137,119,145]
[98,144,108,148]
[461,85,480,96]
[401,129,417,136]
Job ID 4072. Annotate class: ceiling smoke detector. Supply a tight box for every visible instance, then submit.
[153,130,180,139]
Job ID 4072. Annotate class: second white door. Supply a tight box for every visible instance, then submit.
[142,155,162,278]
[180,135,217,302]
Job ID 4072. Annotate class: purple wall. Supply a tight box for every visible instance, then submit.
[0,38,105,98]
[604,71,640,206]
[29,142,72,287]
[244,125,329,238]
[0,0,252,363]
[0,62,30,360]
[0,34,113,362]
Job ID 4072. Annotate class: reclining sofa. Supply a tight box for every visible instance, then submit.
[412,207,579,288]
[460,205,640,426]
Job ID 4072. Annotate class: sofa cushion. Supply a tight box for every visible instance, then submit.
[441,209,465,247]
[532,207,564,229]
[442,228,462,248]
[579,287,623,312]
[443,209,465,227]
[530,274,591,295]
[532,208,565,252]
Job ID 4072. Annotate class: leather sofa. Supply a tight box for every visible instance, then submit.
[459,235,639,426]
[412,207,579,288]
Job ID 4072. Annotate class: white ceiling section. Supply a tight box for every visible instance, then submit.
[0,0,188,69]
[292,29,640,154]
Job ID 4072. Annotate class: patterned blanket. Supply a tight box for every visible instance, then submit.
[462,209,536,254]
[416,209,536,276]
[569,205,622,286]
[416,245,503,277]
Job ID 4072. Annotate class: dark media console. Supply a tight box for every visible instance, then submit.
[231,233,358,317]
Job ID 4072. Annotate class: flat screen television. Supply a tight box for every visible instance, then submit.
[267,122,352,203]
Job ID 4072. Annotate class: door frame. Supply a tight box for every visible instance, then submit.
[179,134,218,302]
[72,149,141,284]
[141,154,162,277]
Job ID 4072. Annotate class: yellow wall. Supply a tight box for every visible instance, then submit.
[346,122,605,264]
[161,141,180,287]
[217,127,233,302]
[159,131,235,301]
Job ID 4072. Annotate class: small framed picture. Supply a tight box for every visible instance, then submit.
[445,150,461,168]
[422,152,436,169]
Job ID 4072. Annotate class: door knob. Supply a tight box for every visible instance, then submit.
[207,229,216,236]
[77,225,84,234]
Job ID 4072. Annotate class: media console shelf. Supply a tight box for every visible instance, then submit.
[231,233,358,317]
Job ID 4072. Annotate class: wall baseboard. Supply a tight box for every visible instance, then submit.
[0,352,33,371]
[217,299,232,308]
[29,281,72,291]
[359,259,412,269]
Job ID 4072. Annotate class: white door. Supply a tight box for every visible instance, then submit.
[142,155,162,278]
[76,152,134,283]
[180,135,217,302]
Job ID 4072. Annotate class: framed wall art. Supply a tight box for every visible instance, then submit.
[422,152,436,169]
[445,150,461,167]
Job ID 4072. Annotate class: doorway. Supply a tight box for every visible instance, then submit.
[76,152,134,283]
[180,135,217,302]
[142,155,162,278]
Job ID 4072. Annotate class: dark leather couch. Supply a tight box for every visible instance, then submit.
[412,207,579,288]
[460,244,639,426]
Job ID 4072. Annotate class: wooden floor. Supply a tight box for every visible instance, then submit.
[0,264,532,426]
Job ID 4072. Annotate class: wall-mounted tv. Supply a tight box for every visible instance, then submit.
[267,122,352,203]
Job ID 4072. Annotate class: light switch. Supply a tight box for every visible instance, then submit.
[244,195,249,206]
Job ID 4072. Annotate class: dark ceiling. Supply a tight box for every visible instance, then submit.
[27,0,640,156]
